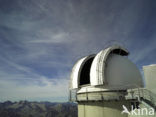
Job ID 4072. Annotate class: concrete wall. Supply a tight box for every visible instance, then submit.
[143,65,156,94]
[78,101,156,117]
[128,103,156,117]
[78,100,131,117]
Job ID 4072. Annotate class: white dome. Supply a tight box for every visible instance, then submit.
[70,45,143,90]
[70,55,95,89]
[102,54,143,89]
[90,45,129,86]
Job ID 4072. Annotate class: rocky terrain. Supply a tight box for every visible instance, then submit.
[0,101,77,117]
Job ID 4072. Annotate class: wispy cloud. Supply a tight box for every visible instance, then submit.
[0,78,69,102]
[0,54,69,102]
[130,37,156,63]
[0,0,156,102]
[29,32,71,44]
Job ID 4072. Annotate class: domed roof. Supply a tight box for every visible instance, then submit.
[70,55,95,89]
[90,45,129,86]
[70,45,143,90]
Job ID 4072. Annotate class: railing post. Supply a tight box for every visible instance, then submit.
[69,90,71,102]
[149,91,153,104]
[138,87,141,101]
[141,88,144,99]
[86,88,88,101]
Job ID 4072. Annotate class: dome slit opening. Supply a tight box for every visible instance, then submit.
[79,57,94,86]
[112,49,128,56]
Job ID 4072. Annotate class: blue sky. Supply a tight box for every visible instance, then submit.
[0,0,156,102]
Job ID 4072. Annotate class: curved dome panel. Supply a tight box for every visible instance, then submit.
[90,45,129,86]
[70,55,95,89]
[105,54,143,89]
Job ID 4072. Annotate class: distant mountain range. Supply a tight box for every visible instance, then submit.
[0,101,77,117]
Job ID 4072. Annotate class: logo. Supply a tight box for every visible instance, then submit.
[121,105,154,116]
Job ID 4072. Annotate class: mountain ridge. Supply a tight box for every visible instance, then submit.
[0,101,77,117]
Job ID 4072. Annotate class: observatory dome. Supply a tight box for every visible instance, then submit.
[70,54,95,89]
[70,45,143,90]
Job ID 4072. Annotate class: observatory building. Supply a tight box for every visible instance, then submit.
[143,64,156,94]
[69,45,156,117]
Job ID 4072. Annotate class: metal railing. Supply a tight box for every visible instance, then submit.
[69,84,156,109]
[128,88,156,108]
[69,84,138,102]
[69,89,77,102]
